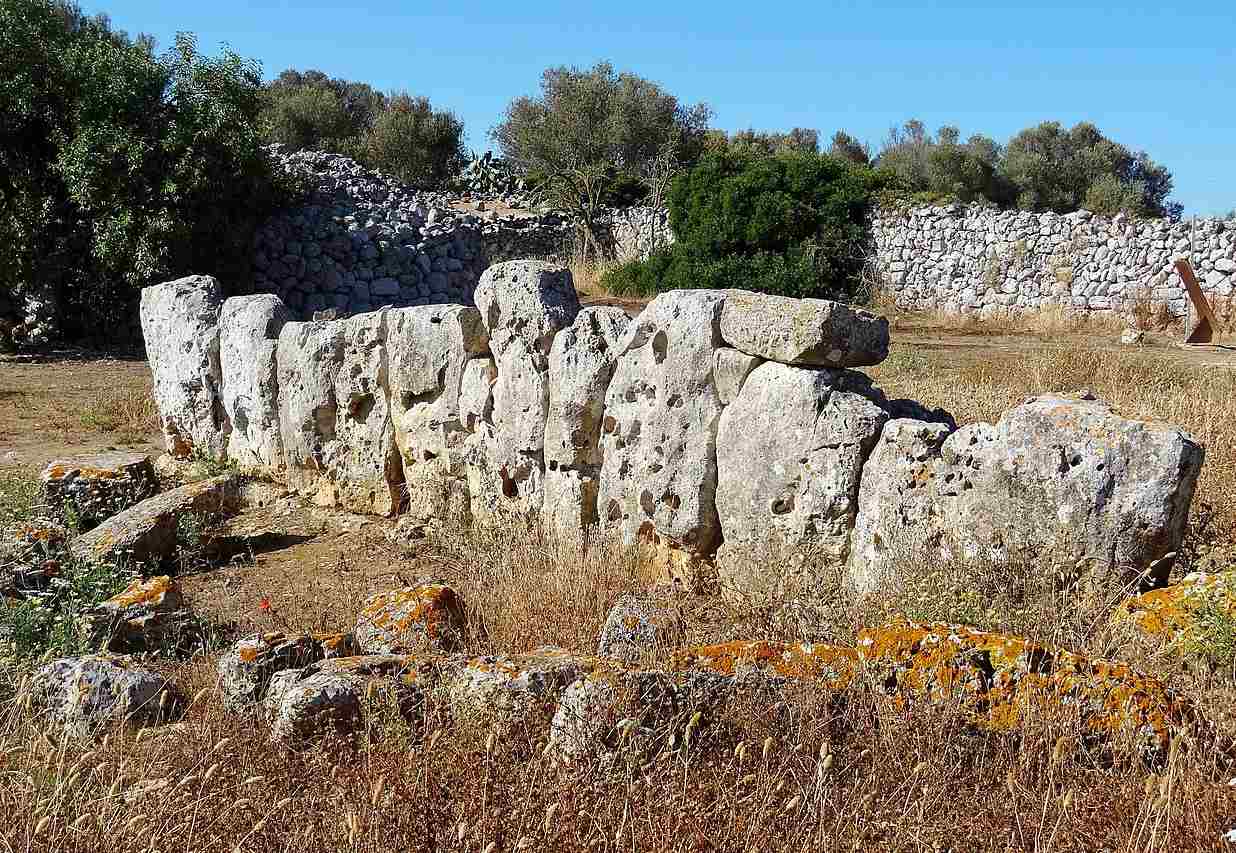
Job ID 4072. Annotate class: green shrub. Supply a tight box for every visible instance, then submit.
[358,93,465,190]
[603,149,881,300]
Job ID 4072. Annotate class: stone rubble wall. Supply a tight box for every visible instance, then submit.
[871,204,1236,318]
[141,263,1203,599]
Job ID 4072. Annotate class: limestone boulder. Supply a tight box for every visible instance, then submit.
[712,348,763,405]
[716,363,888,599]
[1,518,69,597]
[277,311,402,515]
[216,631,356,710]
[598,291,727,556]
[140,275,230,458]
[40,453,159,528]
[719,290,890,368]
[545,307,631,470]
[596,594,685,664]
[849,394,1204,596]
[473,260,580,359]
[444,648,597,733]
[28,655,179,737]
[459,357,497,431]
[354,583,468,654]
[547,669,680,764]
[219,295,291,468]
[69,474,241,567]
[79,575,195,652]
[263,655,436,742]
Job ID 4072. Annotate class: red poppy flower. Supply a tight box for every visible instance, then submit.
[258,597,272,613]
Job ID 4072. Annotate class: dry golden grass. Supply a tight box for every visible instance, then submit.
[78,387,160,442]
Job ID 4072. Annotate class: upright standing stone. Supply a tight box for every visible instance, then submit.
[219,295,291,468]
[140,275,229,459]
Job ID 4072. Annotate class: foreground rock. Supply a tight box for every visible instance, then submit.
[671,640,860,689]
[1115,571,1236,648]
[69,474,242,567]
[354,584,468,654]
[857,619,1187,753]
[28,655,179,737]
[596,594,685,663]
[1,518,69,596]
[140,275,230,459]
[40,453,159,528]
[79,576,196,652]
[264,655,436,742]
[719,290,890,368]
[849,394,1204,595]
[218,631,357,710]
[716,363,888,600]
[219,295,291,468]
[445,647,602,733]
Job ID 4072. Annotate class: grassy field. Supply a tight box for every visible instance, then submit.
[3,323,1236,851]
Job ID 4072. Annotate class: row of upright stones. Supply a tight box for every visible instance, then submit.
[141,261,1203,598]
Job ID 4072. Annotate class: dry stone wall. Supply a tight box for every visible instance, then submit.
[141,264,1204,599]
[871,204,1236,318]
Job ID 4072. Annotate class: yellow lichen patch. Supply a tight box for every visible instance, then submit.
[671,640,859,690]
[103,575,177,609]
[10,521,67,546]
[357,583,466,650]
[856,619,1187,752]
[1114,572,1236,640]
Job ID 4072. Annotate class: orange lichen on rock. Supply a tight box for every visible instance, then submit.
[671,640,859,689]
[104,575,177,610]
[1114,572,1236,640]
[856,619,1188,752]
[355,583,467,654]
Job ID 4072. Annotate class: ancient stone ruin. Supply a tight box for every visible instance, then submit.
[140,261,1203,598]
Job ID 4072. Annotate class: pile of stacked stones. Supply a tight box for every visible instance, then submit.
[872,203,1236,318]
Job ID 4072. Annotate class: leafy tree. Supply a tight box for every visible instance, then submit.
[727,127,820,155]
[0,0,291,344]
[492,62,710,254]
[260,68,384,152]
[359,93,466,189]
[828,131,870,165]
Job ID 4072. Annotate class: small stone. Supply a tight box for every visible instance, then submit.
[41,452,159,529]
[27,654,180,737]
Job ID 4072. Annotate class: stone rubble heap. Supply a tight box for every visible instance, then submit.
[142,263,1202,600]
[872,204,1236,317]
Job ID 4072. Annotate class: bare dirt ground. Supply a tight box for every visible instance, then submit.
[4,319,1236,641]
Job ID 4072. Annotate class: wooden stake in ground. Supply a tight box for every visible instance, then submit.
[1175,258,1222,345]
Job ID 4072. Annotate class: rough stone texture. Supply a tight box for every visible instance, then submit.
[719,290,890,367]
[28,655,178,737]
[849,395,1204,596]
[596,594,685,664]
[219,295,291,468]
[1,518,69,598]
[671,640,859,689]
[470,261,581,512]
[857,619,1188,754]
[716,363,888,599]
[79,575,194,652]
[277,311,402,515]
[354,584,467,654]
[217,631,356,710]
[69,474,241,567]
[598,291,727,556]
[871,204,1236,318]
[1114,571,1236,646]
[40,453,159,529]
[140,275,229,458]
[548,669,681,763]
[459,357,497,431]
[444,648,595,732]
[712,348,763,405]
[263,655,435,742]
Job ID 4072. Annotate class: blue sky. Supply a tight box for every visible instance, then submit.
[85,0,1235,216]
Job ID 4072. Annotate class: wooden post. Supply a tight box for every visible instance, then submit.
[1175,258,1221,345]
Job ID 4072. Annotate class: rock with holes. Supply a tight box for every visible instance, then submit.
[79,575,195,652]
[217,631,357,710]
[68,474,241,567]
[596,594,685,664]
[263,655,436,742]
[277,311,401,516]
[857,619,1189,753]
[848,394,1204,596]
[597,291,727,559]
[715,362,888,600]
[719,290,889,368]
[444,647,599,732]
[28,654,179,737]
[219,295,291,468]
[354,583,467,654]
[712,348,763,404]
[141,275,230,459]
[473,260,581,360]
[41,453,159,528]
